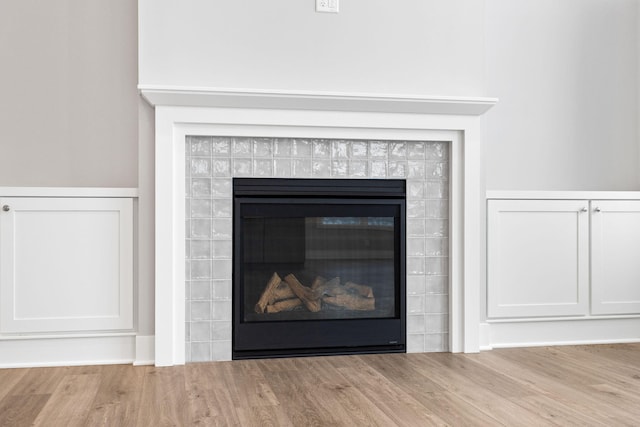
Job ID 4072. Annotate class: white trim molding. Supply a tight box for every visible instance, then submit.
[139,86,497,116]
[145,88,496,366]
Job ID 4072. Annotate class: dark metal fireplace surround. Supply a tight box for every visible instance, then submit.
[233,178,406,359]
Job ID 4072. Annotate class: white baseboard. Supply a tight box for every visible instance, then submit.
[486,318,640,349]
[479,322,492,350]
[134,335,155,365]
[0,335,136,368]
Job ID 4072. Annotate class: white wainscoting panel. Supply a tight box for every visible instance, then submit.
[0,197,133,333]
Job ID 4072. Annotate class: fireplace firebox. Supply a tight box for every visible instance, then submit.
[233,178,406,359]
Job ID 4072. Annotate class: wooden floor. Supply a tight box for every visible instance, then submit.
[0,344,639,426]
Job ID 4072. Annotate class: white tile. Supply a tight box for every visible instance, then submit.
[274,139,292,157]
[408,295,425,313]
[191,178,211,196]
[407,142,425,159]
[211,341,232,361]
[370,160,387,178]
[191,301,211,320]
[388,161,407,178]
[425,238,448,256]
[190,281,211,300]
[191,240,212,259]
[425,314,449,333]
[407,161,426,179]
[232,158,252,176]
[331,160,348,177]
[190,199,212,218]
[370,141,388,158]
[312,160,331,177]
[349,160,368,177]
[425,294,448,314]
[425,276,448,294]
[211,179,232,197]
[253,159,273,176]
[425,257,448,276]
[191,219,212,238]
[211,259,232,280]
[424,334,446,352]
[407,219,426,237]
[190,342,212,361]
[212,160,231,177]
[212,139,231,155]
[213,199,232,217]
[407,200,426,218]
[292,159,312,177]
[292,139,312,157]
[350,141,368,158]
[331,140,350,158]
[211,321,231,341]
[425,219,447,237]
[212,280,232,300]
[212,300,232,320]
[389,142,406,159]
[191,158,211,177]
[274,159,292,177]
[407,181,426,199]
[407,257,426,275]
[211,219,232,240]
[312,140,331,158]
[407,334,425,353]
[232,138,252,156]
[407,238,426,256]
[426,200,448,219]
[253,138,273,157]
[426,162,448,179]
[190,321,211,341]
[212,240,232,259]
[407,275,426,295]
[425,142,447,161]
[191,260,212,279]
[407,315,426,333]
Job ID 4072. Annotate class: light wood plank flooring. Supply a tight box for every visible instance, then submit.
[0,344,638,426]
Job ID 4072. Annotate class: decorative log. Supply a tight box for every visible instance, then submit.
[270,282,295,303]
[254,272,282,313]
[311,276,327,291]
[323,294,375,311]
[284,274,322,312]
[315,277,346,297]
[344,281,374,298]
[266,298,303,313]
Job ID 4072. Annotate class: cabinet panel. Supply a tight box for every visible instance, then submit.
[591,200,640,315]
[487,200,589,318]
[0,197,133,333]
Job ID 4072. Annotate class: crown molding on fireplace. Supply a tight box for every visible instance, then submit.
[139,85,498,116]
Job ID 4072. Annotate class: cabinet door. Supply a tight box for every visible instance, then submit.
[487,200,589,318]
[0,197,133,333]
[591,200,640,315]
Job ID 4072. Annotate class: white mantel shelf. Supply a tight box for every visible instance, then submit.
[139,85,498,116]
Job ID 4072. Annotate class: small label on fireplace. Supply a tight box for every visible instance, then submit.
[389,341,399,344]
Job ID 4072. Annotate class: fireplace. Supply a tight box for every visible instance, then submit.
[233,178,406,358]
[143,89,495,365]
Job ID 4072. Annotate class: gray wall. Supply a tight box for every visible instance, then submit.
[485,0,639,190]
[0,0,139,187]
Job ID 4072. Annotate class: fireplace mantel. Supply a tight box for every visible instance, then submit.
[140,86,497,116]
[144,87,497,366]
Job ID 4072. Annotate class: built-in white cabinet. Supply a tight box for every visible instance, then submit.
[0,196,134,334]
[487,200,590,318]
[591,200,640,315]
[488,196,640,319]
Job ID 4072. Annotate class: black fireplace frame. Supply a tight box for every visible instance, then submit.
[232,178,406,359]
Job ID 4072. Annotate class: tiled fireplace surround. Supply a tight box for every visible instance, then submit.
[147,92,494,366]
[185,136,450,361]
